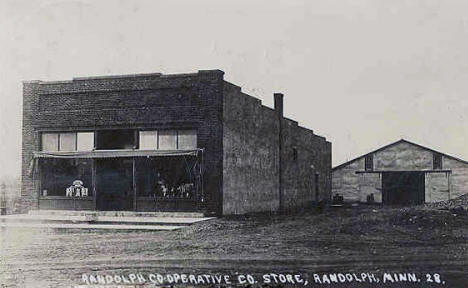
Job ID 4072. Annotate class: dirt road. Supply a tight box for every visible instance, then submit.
[1,206,467,287]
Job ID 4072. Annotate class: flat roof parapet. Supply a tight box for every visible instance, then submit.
[73,72,163,81]
[24,69,225,84]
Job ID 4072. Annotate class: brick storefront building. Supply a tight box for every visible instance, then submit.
[21,70,331,215]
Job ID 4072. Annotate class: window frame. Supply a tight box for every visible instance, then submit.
[39,158,93,198]
[41,133,59,152]
[139,130,159,150]
[58,132,77,152]
[365,154,374,171]
[292,147,298,161]
[95,129,136,150]
[158,129,178,150]
[138,129,197,150]
[433,153,443,170]
[76,132,95,151]
[40,131,95,152]
[177,129,198,150]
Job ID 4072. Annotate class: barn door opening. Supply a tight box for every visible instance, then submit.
[382,172,425,205]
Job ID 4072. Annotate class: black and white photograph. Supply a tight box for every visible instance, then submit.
[0,1,467,287]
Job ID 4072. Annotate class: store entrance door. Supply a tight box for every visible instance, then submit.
[96,159,134,211]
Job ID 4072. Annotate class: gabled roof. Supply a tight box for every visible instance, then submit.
[333,139,468,171]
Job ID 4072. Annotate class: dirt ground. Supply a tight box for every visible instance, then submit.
[0,204,467,287]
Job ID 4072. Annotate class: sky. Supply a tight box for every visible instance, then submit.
[1,0,467,179]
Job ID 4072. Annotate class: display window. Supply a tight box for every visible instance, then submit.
[135,156,199,199]
[40,158,92,197]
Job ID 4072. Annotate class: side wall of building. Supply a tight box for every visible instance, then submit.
[443,157,468,200]
[332,141,468,203]
[281,121,332,209]
[19,82,42,212]
[332,158,365,202]
[222,82,332,214]
[222,83,280,214]
[21,71,225,214]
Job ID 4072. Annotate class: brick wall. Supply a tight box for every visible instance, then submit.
[222,82,332,214]
[281,119,332,210]
[21,70,225,214]
[22,70,334,215]
[222,82,280,214]
[19,81,41,213]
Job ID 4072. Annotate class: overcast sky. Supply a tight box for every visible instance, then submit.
[1,0,467,178]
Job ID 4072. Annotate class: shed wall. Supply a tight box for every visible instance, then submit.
[332,158,365,202]
[444,157,468,199]
[332,141,468,204]
[373,141,433,170]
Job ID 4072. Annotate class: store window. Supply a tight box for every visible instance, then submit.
[59,133,76,151]
[96,129,135,150]
[41,133,59,151]
[77,132,95,151]
[138,129,197,150]
[40,158,92,197]
[135,157,198,199]
[178,130,197,149]
[139,131,158,150]
[41,132,94,151]
[158,130,177,150]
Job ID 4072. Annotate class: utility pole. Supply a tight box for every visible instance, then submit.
[0,182,6,215]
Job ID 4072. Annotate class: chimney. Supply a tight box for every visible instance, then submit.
[274,92,284,212]
[274,93,284,117]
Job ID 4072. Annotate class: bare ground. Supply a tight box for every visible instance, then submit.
[0,204,467,287]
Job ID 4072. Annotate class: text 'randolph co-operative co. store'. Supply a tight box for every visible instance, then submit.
[21,70,331,216]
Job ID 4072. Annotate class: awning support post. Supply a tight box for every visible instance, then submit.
[133,157,137,211]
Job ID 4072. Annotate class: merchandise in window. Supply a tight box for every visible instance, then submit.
[135,157,198,199]
[40,158,92,197]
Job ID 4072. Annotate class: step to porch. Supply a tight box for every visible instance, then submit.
[0,214,213,225]
[0,210,214,231]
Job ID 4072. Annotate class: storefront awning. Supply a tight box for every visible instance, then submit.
[33,149,201,159]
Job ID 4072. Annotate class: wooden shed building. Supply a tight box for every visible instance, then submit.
[332,139,468,205]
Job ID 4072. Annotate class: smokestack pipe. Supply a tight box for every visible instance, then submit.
[274,93,284,212]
